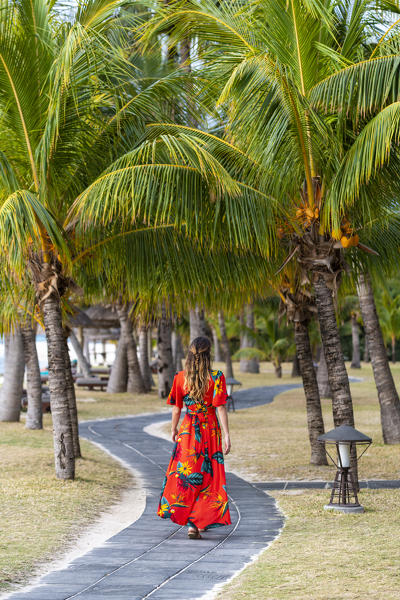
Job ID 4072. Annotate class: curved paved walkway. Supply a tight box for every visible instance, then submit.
[5,384,299,600]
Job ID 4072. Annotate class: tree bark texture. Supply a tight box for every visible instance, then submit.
[189,306,207,341]
[317,342,332,399]
[83,336,90,363]
[240,304,260,373]
[64,329,81,458]
[364,334,370,362]
[172,330,184,373]
[392,335,396,364]
[157,305,175,398]
[357,274,400,443]
[239,309,245,348]
[274,361,282,378]
[107,335,128,393]
[350,313,361,369]
[0,329,25,422]
[139,324,153,392]
[69,329,91,377]
[218,311,233,379]
[42,296,75,479]
[314,275,357,481]
[294,321,328,465]
[291,353,301,377]
[211,326,223,362]
[314,276,355,427]
[116,305,146,394]
[21,323,43,430]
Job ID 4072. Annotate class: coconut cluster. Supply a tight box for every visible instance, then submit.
[331,219,359,248]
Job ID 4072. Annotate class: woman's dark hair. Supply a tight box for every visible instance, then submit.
[184,336,211,401]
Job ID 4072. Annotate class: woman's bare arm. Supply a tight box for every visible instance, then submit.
[217,405,231,455]
[171,406,181,442]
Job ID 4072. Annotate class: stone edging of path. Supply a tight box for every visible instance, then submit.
[255,479,400,490]
[4,384,299,600]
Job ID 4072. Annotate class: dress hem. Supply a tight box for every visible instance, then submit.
[158,513,231,530]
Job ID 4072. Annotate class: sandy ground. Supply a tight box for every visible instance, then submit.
[143,419,170,442]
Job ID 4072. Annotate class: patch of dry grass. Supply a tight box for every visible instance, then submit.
[0,422,130,591]
[75,388,167,421]
[223,362,400,481]
[2,359,399,595]
[218,489,400,600]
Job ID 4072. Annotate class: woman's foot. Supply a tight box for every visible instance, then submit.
[188,526,202,539]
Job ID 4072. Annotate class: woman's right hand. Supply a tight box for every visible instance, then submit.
[224,434,231,455]
[171,427,179,443]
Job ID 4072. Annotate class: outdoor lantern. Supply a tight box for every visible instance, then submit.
[318,425,372,513]
[225,377,242,412]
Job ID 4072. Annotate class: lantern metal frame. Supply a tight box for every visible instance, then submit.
[318,425,372,513]
[225,377,242,412]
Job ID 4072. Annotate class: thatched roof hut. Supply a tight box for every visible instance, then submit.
[84,305,120,329]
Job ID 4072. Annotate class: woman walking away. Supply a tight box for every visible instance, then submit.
[158,336,232,539]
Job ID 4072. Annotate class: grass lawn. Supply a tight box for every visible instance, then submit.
[2,359,399,594]
[0,421,132,592]
[75,387,166,421]
[218,489,400,600]
[214,361,400,600]
[222,361,400,481]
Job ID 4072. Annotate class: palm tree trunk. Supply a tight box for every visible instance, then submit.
[21,323,42,430]
[42,295,75,479]
[189,306,207,340]
[83,335,90,363]
[157,304,174,398]
[172,330,185,372]
[211,326,222,362]
[239,309,245,348]
[138,324,153,392]
[314,275,357,482]
[107,335,128,393]
[0,329,25,422]
[364,334,370,362]
[240,304,260,373]
[273,360,282,378]
[294,321,328,465]
[69,329,91,377]
[291,353,301,377]
[64,328,81,458]
[116,305,146,394]
[218,311,233,379]
[392,335,396,364]
[317,342,332,399]
[314,276,355,426]
[350,313,361,368]
[357,274,400,443]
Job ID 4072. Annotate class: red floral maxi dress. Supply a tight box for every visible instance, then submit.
[157,370,231,530]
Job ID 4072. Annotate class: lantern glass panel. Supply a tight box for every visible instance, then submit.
[338,442,351,467]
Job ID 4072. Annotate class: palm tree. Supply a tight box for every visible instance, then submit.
[239,304,260,374]
[234,303,294,378]
[0,328,25,422]
[138,321,154,392]
[0,0,201,478]
[70,0,400,469]
[69,329,91,378]
[189,306,208,340]
[357,275,400,443]
[350,312,362,369]
[21,320,43,430]
[135,0,400,441]
[375,285,400,364]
